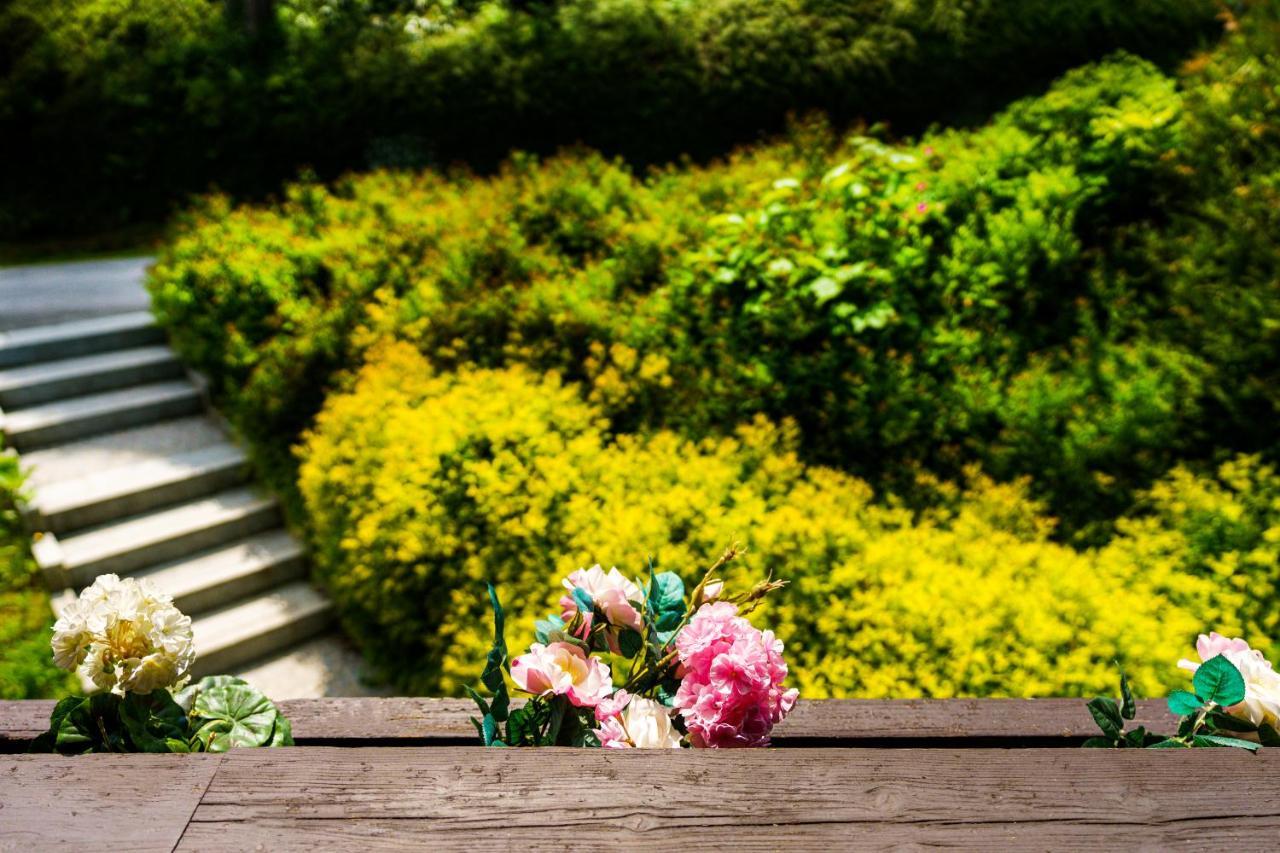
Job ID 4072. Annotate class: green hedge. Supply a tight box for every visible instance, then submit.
[0,445,77,700]
[2,0,1219,240]
[152,44,1280,536]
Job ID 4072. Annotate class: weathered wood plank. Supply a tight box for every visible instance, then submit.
[0,753,220,853]
[0,698,1180,747]
[175,746,1280,851]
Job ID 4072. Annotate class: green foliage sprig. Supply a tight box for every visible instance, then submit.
[1085,657,1270,752]
[28,676,294,754]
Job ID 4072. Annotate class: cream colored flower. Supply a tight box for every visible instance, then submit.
[51,574,195,695]
[620,697,683,748]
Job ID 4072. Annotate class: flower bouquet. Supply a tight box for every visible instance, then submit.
[29,574,293,754]
[468,545,799,748]
[1085,632,1280,752]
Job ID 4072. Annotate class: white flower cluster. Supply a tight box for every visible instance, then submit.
[51,574,196,695]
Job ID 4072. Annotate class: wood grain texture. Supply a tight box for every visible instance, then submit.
[175,746,1280,851]
[0,697,1181,747]
[0,753,221,853]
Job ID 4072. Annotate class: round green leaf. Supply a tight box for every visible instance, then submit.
[190,683,279,750]
[1167,690,1203,717]
[1193,655,1247,708]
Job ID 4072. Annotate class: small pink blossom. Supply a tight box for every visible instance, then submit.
[672,601,797,748]
[915,181,927,192]
[916,202,928,214]
[510,641,613,708]
[595,689,632,722]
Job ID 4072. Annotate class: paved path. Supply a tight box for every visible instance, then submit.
[0,258,384,699]
[0,257,153,331]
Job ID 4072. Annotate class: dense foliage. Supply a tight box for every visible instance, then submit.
[0,445,77,700]
[298,343,1279,698]
[148,6,1280,696]
[1,0,1219,240]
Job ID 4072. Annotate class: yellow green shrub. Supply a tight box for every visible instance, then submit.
[300,343,1249,698]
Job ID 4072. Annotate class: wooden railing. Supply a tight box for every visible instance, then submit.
[3,698,1276,850]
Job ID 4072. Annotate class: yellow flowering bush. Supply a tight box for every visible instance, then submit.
[300,344,1255,698]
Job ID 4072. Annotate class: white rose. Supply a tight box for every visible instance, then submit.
[620,697,683,749]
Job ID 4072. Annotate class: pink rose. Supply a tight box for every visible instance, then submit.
[510,641,614,708]
[559,564,643,632]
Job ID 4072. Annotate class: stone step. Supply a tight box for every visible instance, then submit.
[20,416,227,490]
[32,443,249,535]
[0,346,183,408]
[58,486,280,588]
[0,311,162,368]
[134,530,306,616]
[2,381,202,451]
[191,581,334,677]
[233,634,388,699]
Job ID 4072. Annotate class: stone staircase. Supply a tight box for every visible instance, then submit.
[0,311,374,696]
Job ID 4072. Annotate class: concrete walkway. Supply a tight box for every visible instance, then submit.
[0,257,153,331]
[1,258,383,699]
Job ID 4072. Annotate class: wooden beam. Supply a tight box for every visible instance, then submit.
[174,746,1280,850]
[0,697,1180,748]
[0,753,221,852]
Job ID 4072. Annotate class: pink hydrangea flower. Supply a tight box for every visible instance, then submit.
[672,601,798,748]
[510,641,613,708]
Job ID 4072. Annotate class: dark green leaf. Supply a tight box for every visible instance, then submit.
[1207,710,1258,733]
[267,715,294,747]
[1148,738,1188,749]
[571,587,594,614]
[119,690,186,753]
[1196,733,1260,752]
[546,696,567,746]
[1193,655,1247,707]
[464,684,490,717]
[1087,697,1123,739]
[1119,669,1136,720]
[1082,736,1114,748]
[479,583,510,723]
[1123,726,1148,748]
[481,714,498,747]
[27,697,85,753]
[1259,724,1280,747]
[617,628,643,658]
[1167,690,1203,717]
[648,571,685,631]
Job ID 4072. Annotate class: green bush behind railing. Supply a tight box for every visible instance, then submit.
[146,6,1280,697]
[0,0,1219,240]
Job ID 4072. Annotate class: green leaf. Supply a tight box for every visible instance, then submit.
[189,683,278,751]
[1082,736,1114,748]
[571,587,594,614]
[28,696,85,753]
[1207,710,1258,733]
[1148,738,1189,749]
[617,628,643,658]
[808,276,841,304]
[1087,697,1123,739]
[1193,655,1247,707]
[648,571,685,631]
[1258,724,1280,747]
[120,690,187,753]
[534,614,565,644]
[267,715,294,747]
[481,714,498,747]
[1123,726,1148,748]
[1167,690,1203,717]
[464,684,490,717]
[1195,733,1260,752]
[546,696,567,746]
[1119,669,1136,720]
[480,583,510,723]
